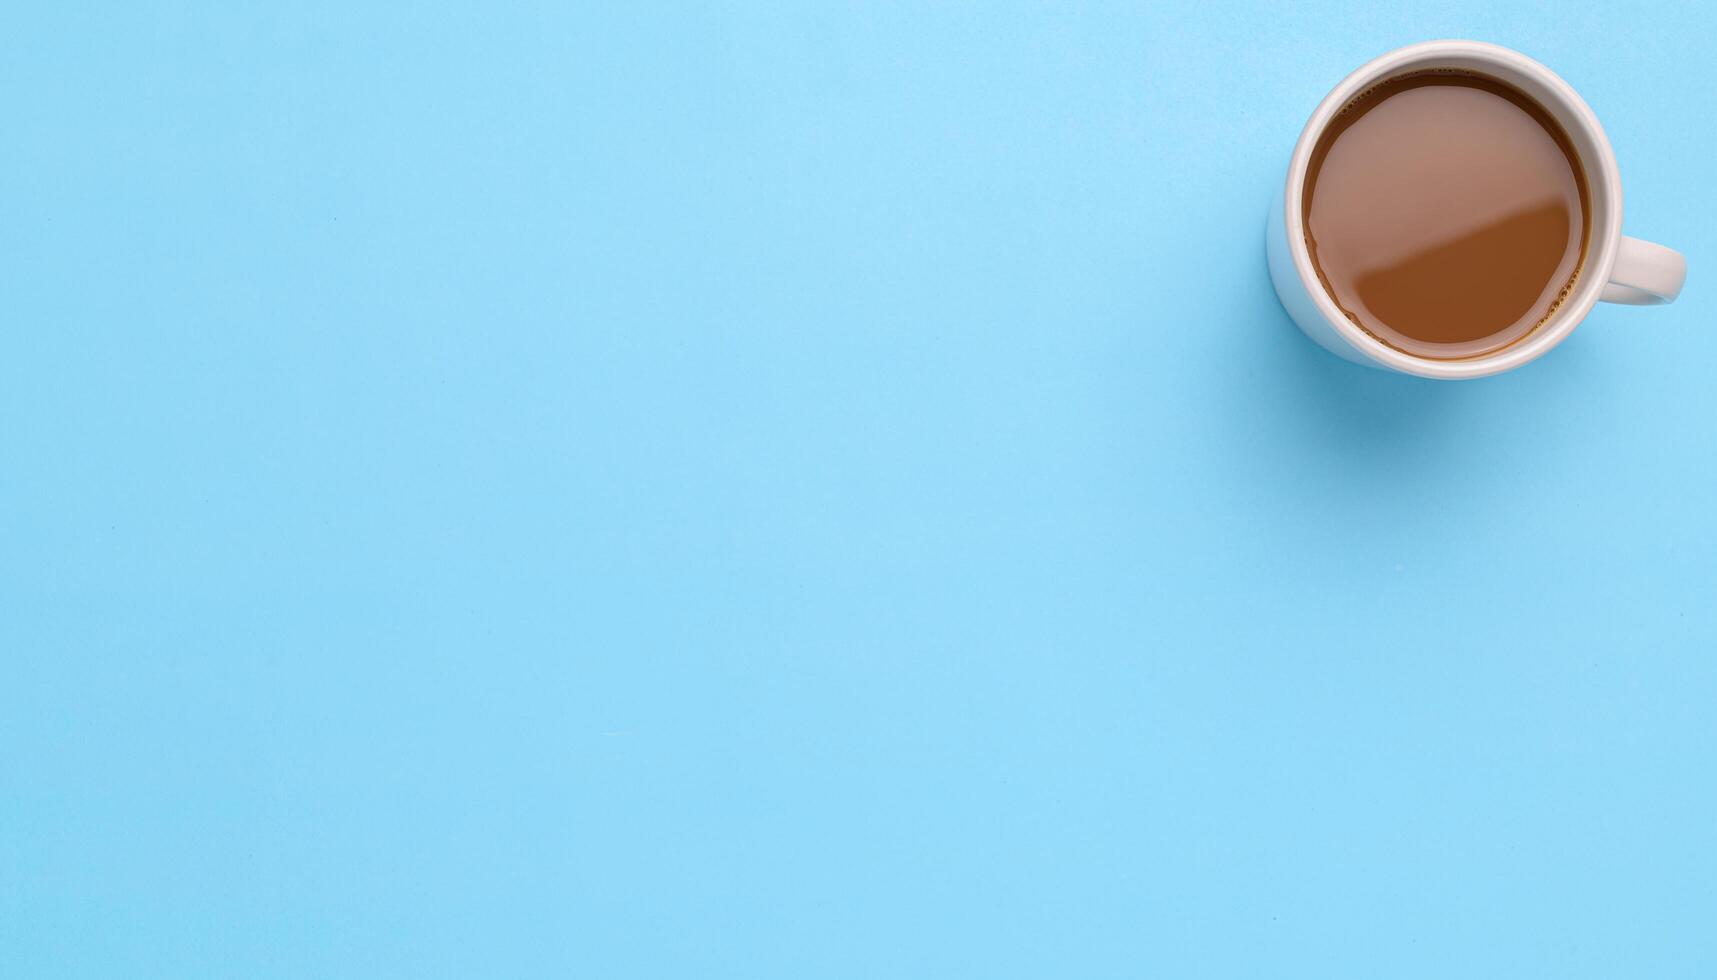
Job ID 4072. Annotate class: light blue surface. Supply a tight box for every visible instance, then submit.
[4,2,1714,977]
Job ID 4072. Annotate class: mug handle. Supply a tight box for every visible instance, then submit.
[1601,236,1687,305]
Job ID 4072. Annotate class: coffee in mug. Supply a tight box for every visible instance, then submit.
[1303,71,1588,360]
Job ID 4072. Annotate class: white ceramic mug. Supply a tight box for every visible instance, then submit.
[1266,40,1687,380]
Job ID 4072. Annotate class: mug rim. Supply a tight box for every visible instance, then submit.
[1282,40,1624,380]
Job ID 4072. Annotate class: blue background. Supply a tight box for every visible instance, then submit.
[4,2,1713,977]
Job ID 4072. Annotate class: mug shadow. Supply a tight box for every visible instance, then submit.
[1208,244,1603,533]
[1236,276,1459,457]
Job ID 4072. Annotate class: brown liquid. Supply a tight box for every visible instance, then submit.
[1303,71,1589,359]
